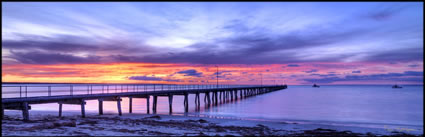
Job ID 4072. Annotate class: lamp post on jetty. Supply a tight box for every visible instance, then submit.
[215,65,219,88]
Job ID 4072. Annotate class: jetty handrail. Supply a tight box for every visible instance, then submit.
[2,84,282,99]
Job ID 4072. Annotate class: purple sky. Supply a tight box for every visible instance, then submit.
[2,2,423,84]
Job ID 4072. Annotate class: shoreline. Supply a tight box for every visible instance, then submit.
[2,110,423,136]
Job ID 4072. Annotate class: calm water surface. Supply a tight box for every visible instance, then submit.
[2,84,423,129]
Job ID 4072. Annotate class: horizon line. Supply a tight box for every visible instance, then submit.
[1,82,423,86]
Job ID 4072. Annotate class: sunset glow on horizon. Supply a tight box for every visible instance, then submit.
[2,2,423,85]
[2,61,423,85]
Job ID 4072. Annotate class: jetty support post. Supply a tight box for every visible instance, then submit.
[59,103,63,117]
[207,92,211,105]
[153,96,157,113]
[214,92,218,105]
[204,92,207,105]
[129,97,133,113]
[184,93,189,112]
[240,89,243,99]
[117,97,122,116]
[81,99,86,118]
[146,96,150,114]
[230,90,234,101]
[222,91,225,102]
[22,102,29,121]
[98,99,103,115]
[168,94,173,114]
[219,91,222,102]
[194,92,198,106]
[196,92,200,109]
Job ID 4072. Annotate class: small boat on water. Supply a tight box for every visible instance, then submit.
[312,84,320,88]
[392,84,402,88]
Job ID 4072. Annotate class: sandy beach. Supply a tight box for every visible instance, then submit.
[2,110,422,136]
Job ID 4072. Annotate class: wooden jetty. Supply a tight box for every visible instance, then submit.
[2,84,287,121]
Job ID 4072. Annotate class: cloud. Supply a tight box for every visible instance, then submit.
[403,71,423,76]
[408,64,419,68]
[4,20,422,65]
[352,70,362,73]
[7,51,101,64]
[213,70,233,75]
[2,3,422,65]
[5,70,81,77]
[128,76,163,81]
[310,73,337,77]
[304,71,423,83]
[363,3,410,21]
[365,47,423,63]
[2,34,160,65]
[287,64,300,67]
[2,34,156,53]
[176,69,203,77]
[303,69,318,73]
[210,70,233,79]
[128,76,181,82]
[312,64,360,69]
[3,40,99,52]
[1,24,374,65]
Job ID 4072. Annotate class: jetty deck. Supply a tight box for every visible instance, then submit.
[2,84,287,121]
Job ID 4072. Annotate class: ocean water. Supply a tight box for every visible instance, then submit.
[196,85,423,128]
[2,84,423,129]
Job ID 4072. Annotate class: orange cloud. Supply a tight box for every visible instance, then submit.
[2,62,423,85]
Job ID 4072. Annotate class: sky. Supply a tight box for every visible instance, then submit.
[2,2,424,85]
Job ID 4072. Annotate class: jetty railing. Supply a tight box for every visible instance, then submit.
[2,84,269,98]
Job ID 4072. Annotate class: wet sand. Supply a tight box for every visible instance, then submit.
[2,110,422,136]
